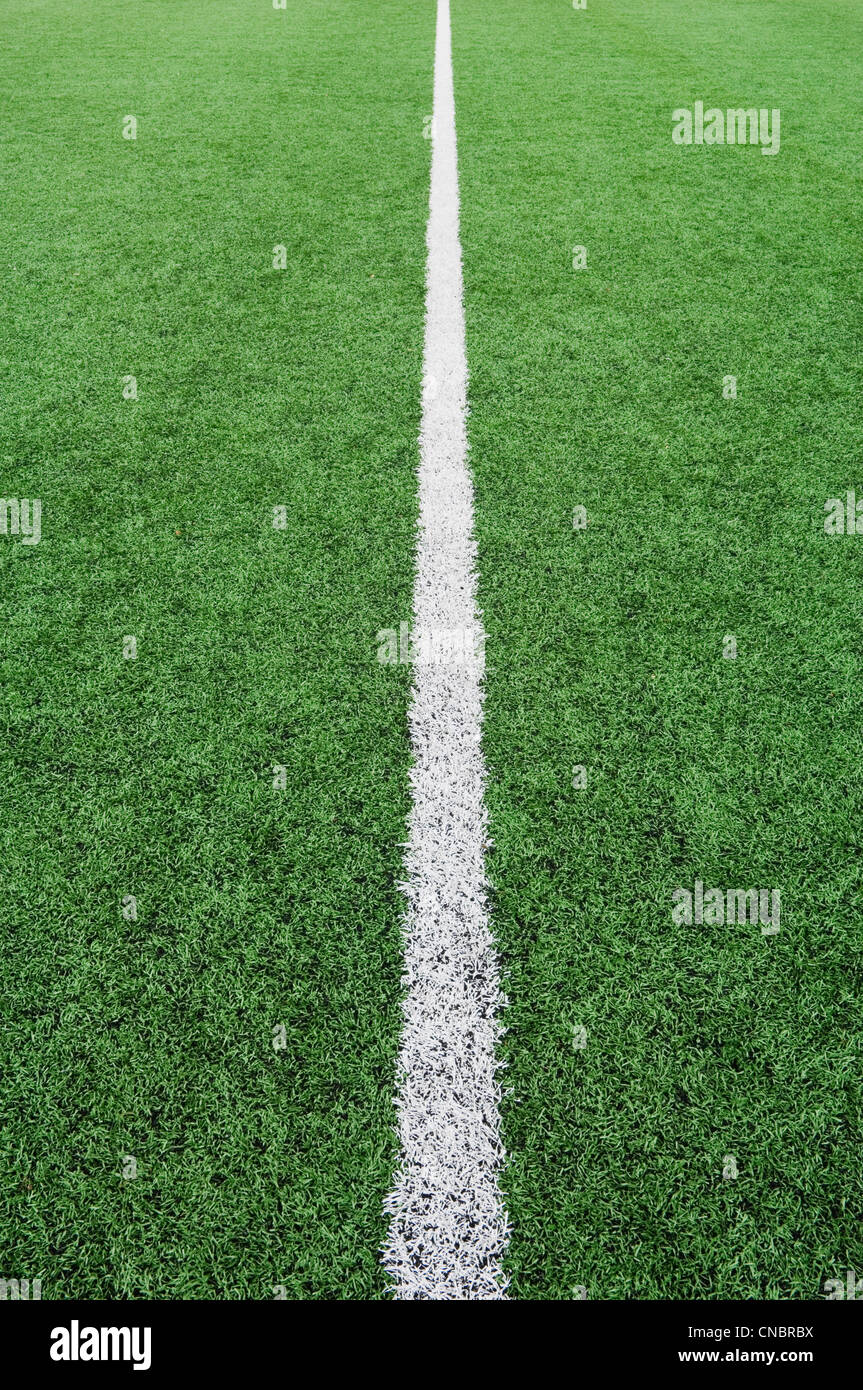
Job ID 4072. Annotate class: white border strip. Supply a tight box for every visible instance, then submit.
[381,0,509,1300]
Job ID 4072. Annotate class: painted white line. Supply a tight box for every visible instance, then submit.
[381,0,509,1301]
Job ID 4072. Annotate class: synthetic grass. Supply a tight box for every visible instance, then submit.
[454,0,863,1298]
[0,0,432,1298]
[4,0,861,1303]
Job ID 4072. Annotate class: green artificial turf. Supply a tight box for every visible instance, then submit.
[454,0,863,1298]
[2,0,861,1304]
[0,0,432,1298]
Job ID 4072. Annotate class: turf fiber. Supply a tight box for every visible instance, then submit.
[454,0,863,1299]
[0,0,432,1299]
[0,0,860,1301]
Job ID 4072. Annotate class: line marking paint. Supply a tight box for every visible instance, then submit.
[381,0,509,1301]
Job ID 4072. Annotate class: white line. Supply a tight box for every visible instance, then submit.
[381,0,509,1301]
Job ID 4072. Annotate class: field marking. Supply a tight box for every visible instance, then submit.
[381,0,509,1300]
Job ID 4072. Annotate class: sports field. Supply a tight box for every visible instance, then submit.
[1,0,861,1301]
